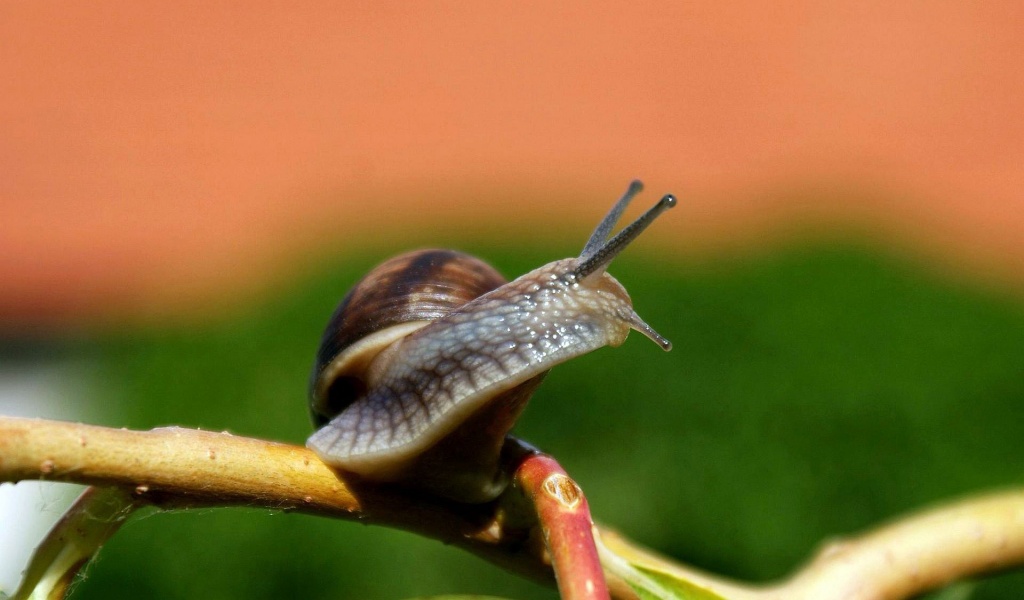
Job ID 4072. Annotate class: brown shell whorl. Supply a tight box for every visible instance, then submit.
[309,249,507,426]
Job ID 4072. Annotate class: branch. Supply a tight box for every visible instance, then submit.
[774,488,1024,599]
[598,488,1024,600]
[3,415,1024,600]
[515,455,608,599]
[6,486,137,600]
[0,417,552,584]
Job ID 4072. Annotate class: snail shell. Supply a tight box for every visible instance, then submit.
[309,249,508,428]
[308,181,675,502]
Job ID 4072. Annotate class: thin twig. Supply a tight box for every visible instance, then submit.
[0,416,552,584]
[514,454,609,600]
[3,416,1024,600]
[595,493,1024,600]
[769,489,1024,599]
[8,487,138,600]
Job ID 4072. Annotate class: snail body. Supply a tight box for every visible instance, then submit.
[308,181,675,502]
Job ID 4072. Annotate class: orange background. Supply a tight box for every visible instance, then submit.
[3,2,1022,328]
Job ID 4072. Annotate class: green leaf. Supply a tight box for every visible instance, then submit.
[406,596,516,600]
[919,581,976,600]
[631,566,728,600]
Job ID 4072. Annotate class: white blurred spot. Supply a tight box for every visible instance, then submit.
[0,361,90,595]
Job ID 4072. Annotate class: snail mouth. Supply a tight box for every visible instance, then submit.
[586,271,672,352]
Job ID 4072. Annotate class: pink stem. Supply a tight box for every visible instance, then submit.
[514,454,609,600]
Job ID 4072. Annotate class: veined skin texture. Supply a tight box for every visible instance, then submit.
[307,258,644,478]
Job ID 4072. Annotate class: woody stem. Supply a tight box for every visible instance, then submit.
[514,454,610,600]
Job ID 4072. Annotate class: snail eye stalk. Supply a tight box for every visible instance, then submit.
[575,185,676,280]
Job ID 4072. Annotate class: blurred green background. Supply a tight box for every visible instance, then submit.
[49,230,1024,599]
[4,4,1023,599]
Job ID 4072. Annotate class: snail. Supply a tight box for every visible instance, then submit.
[307,180,675,502]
